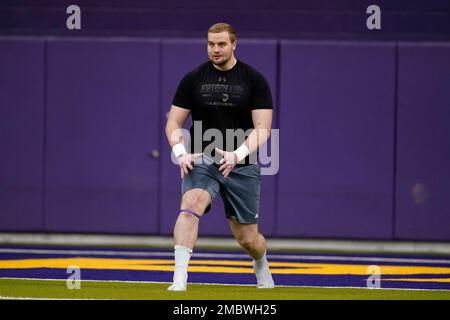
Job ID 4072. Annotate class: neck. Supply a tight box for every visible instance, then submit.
[212,56,237,71]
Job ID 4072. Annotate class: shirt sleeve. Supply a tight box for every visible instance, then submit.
[250,72,273,110]
[172,73,194,110]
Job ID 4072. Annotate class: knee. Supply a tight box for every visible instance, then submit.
[182,197,202,214]
[182,191,209,214]
[236,234,257,250]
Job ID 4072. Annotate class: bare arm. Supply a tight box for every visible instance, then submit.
[246,109,273,154]
[165,105,191,148]
[165,105,202,178]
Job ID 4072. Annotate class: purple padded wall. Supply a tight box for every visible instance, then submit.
[0,37,44,231]
[2,1,449,40]
[159,39,278,237]
[45,38,160,233]
[277,41,396,239]
[395,43,450,241]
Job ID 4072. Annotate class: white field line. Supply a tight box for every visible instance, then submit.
[0,295,111,300]
[1,277,450,292]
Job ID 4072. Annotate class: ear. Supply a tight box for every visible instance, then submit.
[232,40,237,50]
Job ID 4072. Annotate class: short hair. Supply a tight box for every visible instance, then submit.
[208,23,237,43]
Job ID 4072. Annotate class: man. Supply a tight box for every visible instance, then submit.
[165,22,275,291]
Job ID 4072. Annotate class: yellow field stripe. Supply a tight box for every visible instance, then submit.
[383,278,450,283]
[1,258,450,276]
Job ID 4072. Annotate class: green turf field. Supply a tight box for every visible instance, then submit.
[1,279,449,300]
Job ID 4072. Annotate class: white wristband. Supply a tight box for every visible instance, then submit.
[172,143,187,158]
[234,144,250,162]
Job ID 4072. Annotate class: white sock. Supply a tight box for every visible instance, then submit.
[253,251,275,289]
[168,245,192,291]
[254,251,269,269]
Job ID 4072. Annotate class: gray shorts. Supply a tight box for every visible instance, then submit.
[181,155,261,224]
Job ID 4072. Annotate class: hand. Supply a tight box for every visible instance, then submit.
[177,153,202,178]
[215,147,238,178]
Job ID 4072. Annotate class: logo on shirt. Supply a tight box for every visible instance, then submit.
[200,83,244,107]
[221,93,229,102]
[218,77,226,82]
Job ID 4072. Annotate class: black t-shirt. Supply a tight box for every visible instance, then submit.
[172,60,273,165]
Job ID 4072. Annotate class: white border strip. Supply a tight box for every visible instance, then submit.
[1,233,450,254]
